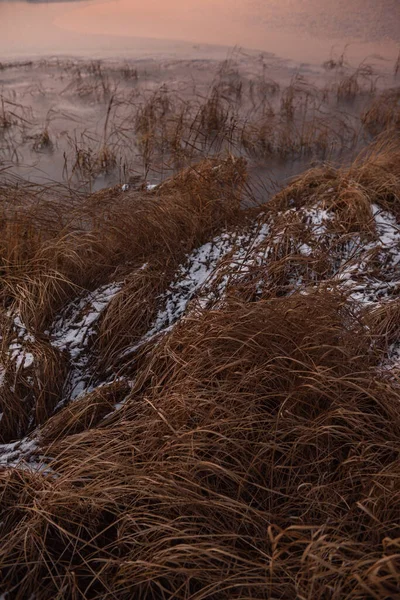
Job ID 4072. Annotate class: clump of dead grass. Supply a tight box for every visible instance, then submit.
[40,379,130,444]
[268,135,400,225]
[362,89,400,136]
[0,156,248,443]
[1,135,400,599]
[0,327,66,443]
[1,291,400,598]
[362,299,400,356]
[334,64,377,103]
[0,155,245,329]
[32,128,53,153]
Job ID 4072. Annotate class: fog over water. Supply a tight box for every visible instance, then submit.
[0,0,399,65]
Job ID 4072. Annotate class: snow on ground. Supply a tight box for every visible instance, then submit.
[121,220,270,357]
[2,204,399,394]
[152,223,269,329]
[49,282,123,404]
[5,313,35,372]
[0,436,38,468]
[196,222,270,308]
[0,314,36,433]
[336,204,400,306]
[128,201,400,364]
[385,342,400,371]
[114,202,400,367]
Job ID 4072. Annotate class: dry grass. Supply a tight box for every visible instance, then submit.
[1,54,395,191]
[0,155,246,442]
[0,334,66,443]
[0,155,244,328]
[334,64,377,103]
[268,135,400,224]
[1,106,400,599]
[362,89,400,136]
[1,291,400,598]
[40,379,130,444]
[32,128,53,153]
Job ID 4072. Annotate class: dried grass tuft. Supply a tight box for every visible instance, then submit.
[1,119,400,600]
[1,292,400,599]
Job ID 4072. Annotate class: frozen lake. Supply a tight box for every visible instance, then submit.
[0,0,399,65]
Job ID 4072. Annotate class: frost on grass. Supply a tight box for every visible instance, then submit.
[240,201,400,310]
[1,199,399,409]
[49,282,123,403]
[165,222,270,316]
[0,279,125,467]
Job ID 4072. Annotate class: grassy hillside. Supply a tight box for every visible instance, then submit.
[0,130,399,598]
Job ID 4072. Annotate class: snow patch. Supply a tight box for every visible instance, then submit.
[49,282,123,403]
[121,221,270,357]
[0,437,38,468]
[3,313,36,372]
[334,205,400,306]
